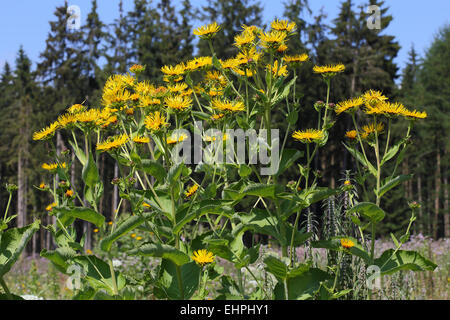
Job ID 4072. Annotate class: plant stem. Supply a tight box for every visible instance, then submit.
[0,277,12,300]
[3,192,12,222]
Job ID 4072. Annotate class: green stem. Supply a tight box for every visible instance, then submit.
[0,277,12,300]
[108,258,119,296]
[3,193,12,222]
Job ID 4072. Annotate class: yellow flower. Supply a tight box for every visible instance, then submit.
[86,249,93,255]
[46,202,57,212]
[139,96,161,108]
[191,249,215,267]
[193,22,221,39]
[212,99,245,112]
[143,203,151,208]
[204,134,227,142]
[313,64,345,75]
[57,113,78,128]
[185,56,213,72]
[259,30,287,50]
[93,228,99,233]
[133,136,150,144]
[234,30,255,47]
[344,180,351,185]
[211,113,225,121]
[165,95,193,111]
[168,83,188,93]
[236,47,262,65]
[42,162,66,171]
[185,184,199,198]
[345,130,358,140]
[205,71,227,85]
[361,122,384,139]
[67,104,85,114]
[161,63,185,76]
[335,97,364,115]
[145,111,169,132]
[96,134,129,152]
[220,58,241,70]
[65,189,74,197]
[271,19,296,33]
[365,101,408,117]
[362,90,388,105]
[33,122,59,141]
[403,109,427,120]
[131,233,136,238]
[108,221,113,226]
[129,64,145,74]
[284,53,309,65]
[276,43,288,53]
[266,60,288,77]
[167,133,188,145]
[292,129,324,143]
[136,236,142,241]
[39,182,46,189]
[340,238,354,249]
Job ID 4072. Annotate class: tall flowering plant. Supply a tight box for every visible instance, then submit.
[27,19,436,300]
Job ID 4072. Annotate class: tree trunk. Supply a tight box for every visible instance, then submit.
[17,151,27,228]
[444,173,449,238]
[433,150,441,239]
[417,174,424,234]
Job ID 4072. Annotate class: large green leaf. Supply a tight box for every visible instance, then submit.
[73,255,126,295]
[0,220,40,278]
[347,202,385,223]
[138,159,166,184]
[55,207,105,228]
[129,243,190,266]
[375,174,413,198]
[100,213,152,252]
[40,247,77,273]
[82,152,99,189]
[311,237,370,263]
[275,149,303,177]
[343,143,377,177]
[173,200,233,235]
[374,249,437,275]
[155,260,200,300]
[264,255,288,280]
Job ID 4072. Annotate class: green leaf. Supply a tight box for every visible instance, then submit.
[99,214,151,252]
[69,140,87,166]
[55,207,105,228]
[82,152,99,189]
[156,260,200,300]
[374,249,437,275]
[347,202,385,223]
[381,141,401,166]
[40,248,74,273]
[173,200,233,235]
[129,243,190,266]
[390,233,400,248]
[0,220,40,278]
[73,255,126,295]
[167,163,185,186]
[275,149,303,177]
[238,164,252,178]
[343,143,377,177]
[311,237,370,263]
[376,174,413,198]
[264,255,288,280]
[138,160,166,184]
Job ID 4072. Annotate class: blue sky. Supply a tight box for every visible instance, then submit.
[1,0,449,77]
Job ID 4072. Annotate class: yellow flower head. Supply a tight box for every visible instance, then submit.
[42,162,66,171]
[65,189,74,198]
[345,130,358,140]
[67,104,85,114]
[185,184,199,198]
[165,95,193,111]
[139,96,161,108]
[167,133,188,145]
[46,202,57,212]
[292,129,324,143]
[86,249,93,255]
[193,22,221,39]
[234,30,255,48]
[361,122,385,139]
[161,63,185,76]
[191,249,215,267]
[212,99,245,112]
[39,182,46,189]
[236,47,262,65]
[93,228,99,233]
[96,134,129,152]
[340,238,354,249]
[266,60,288,77]
[33,122,59,141]
[145,111,169,132]
[131,233,136,238]
[220,58,241,70]
[205,71,227,85]
[168,83,188,93]
[283,54,309,66]
[403,109,427,120]
[129,64,145,74]
[211,113,225,121]
[313,64,345,75]
[362,90,388,105]
[259,30,287,50]
[271,19,296,33]
[335,97,364,115]
[185,56,213,72]
[133,136,150,144]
